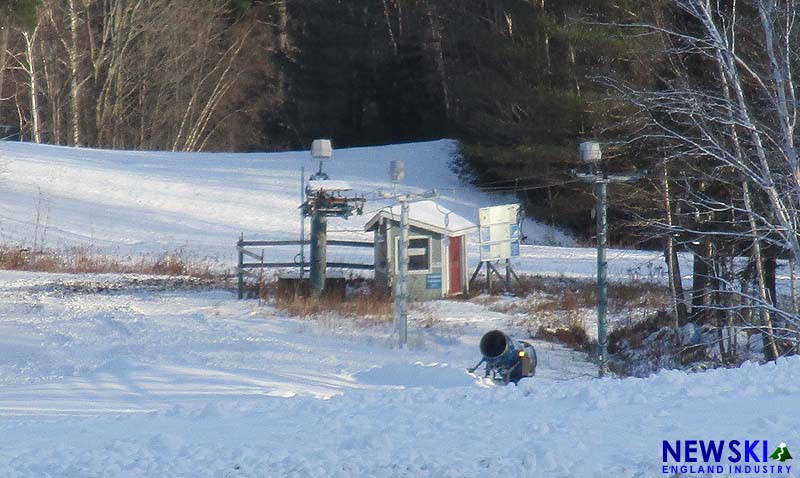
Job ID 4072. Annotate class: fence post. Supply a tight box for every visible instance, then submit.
[505,258,511,291]
[237,233,244,300]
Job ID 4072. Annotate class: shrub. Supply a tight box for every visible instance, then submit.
[0,245,222,278]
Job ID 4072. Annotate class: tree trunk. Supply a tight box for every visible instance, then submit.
[792,255,798,315]
[42,45,60,144]
[425,0,450,121]
[661,164,689,329]
[23,29,41,143]
[742,181,780,361]
[0,18,9,107]
[381,0,398,57]
[690,241,710,323]
[68,0,82,146]
[764,251,777,309]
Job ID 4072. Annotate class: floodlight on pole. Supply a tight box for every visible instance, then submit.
[310,139,332,180]
[311,139,333,159]
[580,141,602,162]
[577,141,608,378]
[575,142,644,377]
[389,160,405,196]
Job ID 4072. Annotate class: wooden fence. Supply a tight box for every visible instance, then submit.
[236,235,374,299]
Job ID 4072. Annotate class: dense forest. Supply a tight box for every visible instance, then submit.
[0,0,638,150]
[3,0,800,357]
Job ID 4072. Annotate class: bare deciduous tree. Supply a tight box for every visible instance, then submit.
[1,0,262,151]
[609,0,800,360]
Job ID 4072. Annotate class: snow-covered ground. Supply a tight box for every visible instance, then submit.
[0,271,796,477]
[0,141,797,476]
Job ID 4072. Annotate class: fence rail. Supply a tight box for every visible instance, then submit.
[239,261,374,270]
[237,239,373,248]
[236,235,374,299]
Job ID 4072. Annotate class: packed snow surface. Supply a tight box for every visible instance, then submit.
[0,271,797,477]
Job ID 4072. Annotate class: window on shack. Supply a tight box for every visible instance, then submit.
[395,237,431,272]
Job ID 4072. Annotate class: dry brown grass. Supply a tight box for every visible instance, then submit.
[535,323,592,352]
[0,246,222,278]
[274,289,392,322]
[506,275,670,315]
[479,275,673,355]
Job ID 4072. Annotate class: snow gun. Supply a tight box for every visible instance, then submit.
[468,330,537,384]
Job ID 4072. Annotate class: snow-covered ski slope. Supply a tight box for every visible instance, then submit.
[0,139,568,256]
[0,139,686,281]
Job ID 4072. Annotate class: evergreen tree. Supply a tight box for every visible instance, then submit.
[0,0,38,28]
[445,0,653,237]
[276,0,448,148]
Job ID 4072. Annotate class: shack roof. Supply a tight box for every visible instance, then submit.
[364,200,476,236]
[307,180,352,192]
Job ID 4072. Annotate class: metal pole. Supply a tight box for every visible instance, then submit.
[237,233,244,300]
[505,258,511,291]
[310,212,327,296]
[300,166,305,279]
[394,198,409,347]
[596,177,609,377]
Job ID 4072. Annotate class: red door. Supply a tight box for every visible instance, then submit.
[448,235,463,295]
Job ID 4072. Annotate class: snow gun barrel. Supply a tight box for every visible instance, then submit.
[472,330,537,384]
[480,330,521,368]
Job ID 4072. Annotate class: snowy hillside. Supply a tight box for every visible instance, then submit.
[0,139,701,283]
[0,140,573,261]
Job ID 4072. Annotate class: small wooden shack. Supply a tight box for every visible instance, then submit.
[364,200,475,300]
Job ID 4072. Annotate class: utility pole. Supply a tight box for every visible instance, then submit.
[595,176,609,377]
[395,197,410,347]
[381,164,436,348]
[577,141,641,378]
[577,141,610,377]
